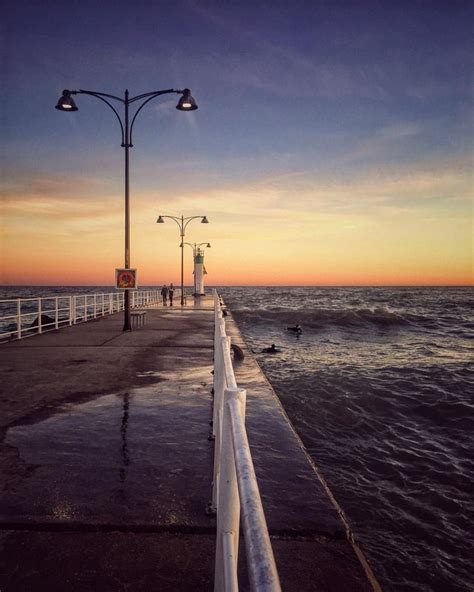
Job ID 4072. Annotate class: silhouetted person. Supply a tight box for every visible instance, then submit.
[169,283,175,306]
[161,285,168,306]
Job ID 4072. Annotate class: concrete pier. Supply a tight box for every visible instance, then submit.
[0,296,380,591]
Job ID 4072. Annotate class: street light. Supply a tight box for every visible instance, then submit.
[181,242,211,295]
[156,215,209,305]
[55,87,198,331]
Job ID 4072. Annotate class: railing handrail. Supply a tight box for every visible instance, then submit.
[228,394,281,591]
[0,289,161,341]
[1,291,120,301]
[212,289,281,592]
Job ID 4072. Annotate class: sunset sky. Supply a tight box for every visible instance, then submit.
[2,0,473,286]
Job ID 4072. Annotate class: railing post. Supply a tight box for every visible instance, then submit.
[213,332,228,435]
[214,387,245,592]
[214,303,220,344]
[17,299,22,339]
[38,298,42,334]
[55,297,59,329]
[212,335,231,509]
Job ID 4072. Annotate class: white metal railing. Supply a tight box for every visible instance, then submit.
[212,289,281,592]
[0,290,161,341]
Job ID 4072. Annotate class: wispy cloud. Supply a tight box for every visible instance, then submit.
[3,173,109,199]
[156,154,473,223]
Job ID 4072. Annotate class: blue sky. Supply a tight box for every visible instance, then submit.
[2,0,473,285]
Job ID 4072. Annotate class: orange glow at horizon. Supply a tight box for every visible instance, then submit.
[1,158,472,287]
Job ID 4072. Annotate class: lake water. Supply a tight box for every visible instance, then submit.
[218,286,473,592]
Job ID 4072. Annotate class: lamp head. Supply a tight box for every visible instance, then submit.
[176,89,198,111]
[55,90,78,112]
[206,243,211,248]
[156,216,165,223]
[201,216,209,224]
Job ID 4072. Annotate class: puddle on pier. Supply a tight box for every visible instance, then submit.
[2,370,214,529]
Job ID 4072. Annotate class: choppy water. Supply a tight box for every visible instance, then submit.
[218,286,473,592]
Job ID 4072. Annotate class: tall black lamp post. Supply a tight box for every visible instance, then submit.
[156,215,209,305]
[55,87,198,331]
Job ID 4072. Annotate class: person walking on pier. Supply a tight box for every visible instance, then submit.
[161,284,168,306]
[169,283,175,306]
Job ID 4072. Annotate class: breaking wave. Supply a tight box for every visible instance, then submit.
[231,306,425,330]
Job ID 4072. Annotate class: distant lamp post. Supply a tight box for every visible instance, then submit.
[156,215,209,305]
[181,242,211,295]
[55,87,198,331]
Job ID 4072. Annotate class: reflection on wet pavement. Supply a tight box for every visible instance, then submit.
[2,375,214,530]
[120,393,130,484]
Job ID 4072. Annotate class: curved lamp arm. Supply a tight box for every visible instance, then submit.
[129,89,180,145]
[181,241,210,255]
[157,215,185,236]
[68,90,126,145]
[183,215,208,235]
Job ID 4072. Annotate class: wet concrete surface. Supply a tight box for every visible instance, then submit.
[0,297,378,591]
[3,382,213,529]
[0,530,373,592]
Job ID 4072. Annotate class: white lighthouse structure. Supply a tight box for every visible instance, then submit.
[194,245,208,295]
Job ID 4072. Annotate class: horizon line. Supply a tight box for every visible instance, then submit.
[1,284,473,289]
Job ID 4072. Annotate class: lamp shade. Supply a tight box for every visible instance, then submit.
[55,90,78,112]
[157,216,165,223]
[201,216,209,223]
[176,89,198,111]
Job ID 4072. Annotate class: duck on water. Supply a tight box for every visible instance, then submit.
[262,344,280,354]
